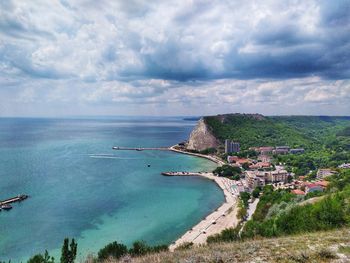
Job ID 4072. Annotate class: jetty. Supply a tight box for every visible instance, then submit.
[112,146,169,151]
[161,171,204,176]
[0,194,28,206]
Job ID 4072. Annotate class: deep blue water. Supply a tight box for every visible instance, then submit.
[0,117,223,261]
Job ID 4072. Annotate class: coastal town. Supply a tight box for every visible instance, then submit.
[166,138,350,249]
[171,139,340,198]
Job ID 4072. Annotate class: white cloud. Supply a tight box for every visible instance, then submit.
[0,0,349,116]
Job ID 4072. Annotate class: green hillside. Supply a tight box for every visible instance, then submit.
[203,114,350,150]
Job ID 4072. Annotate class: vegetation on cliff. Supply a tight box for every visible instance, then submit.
[201,114,350,172]
[204,114,350,150]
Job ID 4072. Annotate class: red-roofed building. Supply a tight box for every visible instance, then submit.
[315,181,329,188]
[249,162,271,170]
[292,189,305,195]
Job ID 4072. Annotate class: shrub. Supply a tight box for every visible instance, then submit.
[97,241,128,261]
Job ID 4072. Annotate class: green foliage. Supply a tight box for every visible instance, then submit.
[242,162,250,170]
[60,238,77,263]
[252,187,261,198]
[204,114,323,150]
[199,147,216,154]
[27,251,54,263]
[242,190,350,239]
[252,186,295,222]
[329,169,350,191]
[205,114,350,170]
[236,150,258,158]
[207,227,240,243]
[213,165,241,178]
[337,126,350,136]
[240,192,251,208]
[129,241,167,256]
[97,241,128,261]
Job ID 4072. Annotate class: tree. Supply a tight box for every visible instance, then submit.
[97,241,128,261]
[240,192,251,208]
[60,238,77,263]
[252,187,261,198]
[242,162,250,170]
[129,241,150,256]
[28,250,54,263]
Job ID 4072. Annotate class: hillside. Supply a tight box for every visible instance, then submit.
[108,228,350,262]
[200,114,350,150]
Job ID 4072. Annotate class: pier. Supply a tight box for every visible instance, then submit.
[0,194,28,206]
[112,146,170,151]
[161,171,205,176]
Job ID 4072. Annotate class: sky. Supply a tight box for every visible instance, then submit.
[0,0,349,117]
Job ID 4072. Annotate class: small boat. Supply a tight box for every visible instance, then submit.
[1,204,12,211]
[136,148,143,151]
[147,164,151,167]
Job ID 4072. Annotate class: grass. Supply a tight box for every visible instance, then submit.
[99,228,350,263]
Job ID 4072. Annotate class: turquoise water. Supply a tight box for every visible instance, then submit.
[0,117,223,261]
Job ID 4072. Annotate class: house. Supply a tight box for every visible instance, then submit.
[290,148,305,154]
[291,189,305,195]
[227,155,238,163]
[258,147,274,155]
[227,156,251,165]
[249,162,271,170]
[315,181,329,188]
[317,169,336,179]
[273,146,290,155]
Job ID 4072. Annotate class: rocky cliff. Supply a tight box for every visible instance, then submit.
[187,118,220,151]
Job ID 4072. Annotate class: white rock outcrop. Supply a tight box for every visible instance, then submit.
[187,118,219,151]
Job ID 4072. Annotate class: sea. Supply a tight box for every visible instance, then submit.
[0,117,224,262]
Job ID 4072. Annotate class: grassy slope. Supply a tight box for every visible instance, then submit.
[108,228,350,263]
[204,114,350,150]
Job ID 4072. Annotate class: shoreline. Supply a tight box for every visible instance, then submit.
[168,172,239,251]
[169,146,225,166]
[167,146,239,251]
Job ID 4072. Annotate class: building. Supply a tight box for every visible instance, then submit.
[317,169,336,179]
[273,146,290,155]
[339,163,350,169]
[259,155,271,163]
[227,156,251,166]
[225,140,240,153]
[245,169,289,189]
[249,162,271,170]
[246,171,266,189]
[267,170,289,182]
[258,146,274,155]
[290,148,305,154]
[291,189,305,195]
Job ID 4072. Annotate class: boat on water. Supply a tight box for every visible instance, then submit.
[136,148,143,151]
[1,204,12,211]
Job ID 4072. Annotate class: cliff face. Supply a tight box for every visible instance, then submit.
[187,118,220,151]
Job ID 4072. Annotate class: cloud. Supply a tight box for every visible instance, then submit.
[0,0,349,116]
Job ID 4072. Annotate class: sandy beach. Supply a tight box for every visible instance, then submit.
[168,172,239,251]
